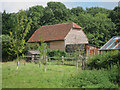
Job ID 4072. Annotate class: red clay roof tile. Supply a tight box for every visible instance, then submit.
[27,22,81,42]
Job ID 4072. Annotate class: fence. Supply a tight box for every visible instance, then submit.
[24,55,87,70]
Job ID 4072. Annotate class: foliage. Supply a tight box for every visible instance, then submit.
[2,2,119,47]
[71,7,85,16]
[86,7,111,16]
[109,6,120,36]
[24,43,39,51]
[26,5,44,41]
[37,38,48,72]
[76,13,116,47]
[48,49,67,58]
[73,44,85,57]
[2,2,120,60]
[65,69,118,88]
[38,39,48,64]
[41,2,70,25]
[107,65,119,85]
[87,51,120,86]
[2,11,16,35]
[47,2,70,22]
[1,35,14,61]
[9,10,32,60]
[87,51,120,69]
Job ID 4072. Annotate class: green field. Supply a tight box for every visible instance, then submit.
[2,61,78,88]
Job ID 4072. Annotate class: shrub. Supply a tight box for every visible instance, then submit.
[107,65,120,85]
[1,35,16,61]
[47,50,67,60]
[65,70,118,88]
[87,51,120,69]
[24,43,39,52]
[86,51,120,86]
[1,35,39,61]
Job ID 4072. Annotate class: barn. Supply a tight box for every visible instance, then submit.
[28,22,98,56]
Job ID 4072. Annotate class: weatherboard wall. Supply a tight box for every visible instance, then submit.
[49,40,65,50]
[64,28,88,46]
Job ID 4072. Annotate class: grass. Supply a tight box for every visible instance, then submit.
[0,62,2,89]
[2,61,79,88]
[2,61,119,88]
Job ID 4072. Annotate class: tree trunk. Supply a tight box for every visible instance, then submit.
[39,61,41,68]
[44,64,47,72]
[44,56,48,72]
[17,53,19,70]
[17,61,19,70]
[17,53,19,60]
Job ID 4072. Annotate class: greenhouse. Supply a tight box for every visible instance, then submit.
[99,36,120,51]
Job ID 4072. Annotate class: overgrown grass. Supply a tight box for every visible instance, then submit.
[2,61,119,88]
[2,61,77,88]
[65,69,118,88]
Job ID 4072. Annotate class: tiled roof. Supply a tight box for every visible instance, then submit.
[27,22,81,42]
[99,36,120,50]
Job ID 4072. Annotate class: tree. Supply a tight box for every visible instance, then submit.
[41,2,70,25]
[9,10,32,61]
[38,38,48,72]
[2,2,119,54]
[77,13,116,47]
[109,6,120,36]
[71,7,84,16]
[2,10,17,35]
[1,35,12,61]
[41,7,54,25]
[26,5,44,41]
[86,7,111,16]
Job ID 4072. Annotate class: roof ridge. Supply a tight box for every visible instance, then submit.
[42,22,73,27]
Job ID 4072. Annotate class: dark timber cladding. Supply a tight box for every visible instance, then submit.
[27,22,88,51]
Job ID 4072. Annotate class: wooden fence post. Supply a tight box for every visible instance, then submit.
[31,55,34,62]
[44,56,48,72]
[48,57,50,62]
[82,56,86,70]
[62,56,64,65]
[76,60,78,69]
[24,61,26,66]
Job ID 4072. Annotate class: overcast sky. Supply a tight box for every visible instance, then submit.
[0,0,120,13]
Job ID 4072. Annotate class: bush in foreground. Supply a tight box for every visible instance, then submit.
[65,69,118,88]
[87,51,120,69]
[86,51,120,86]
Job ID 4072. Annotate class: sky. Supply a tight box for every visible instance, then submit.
[0,0,120,13]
